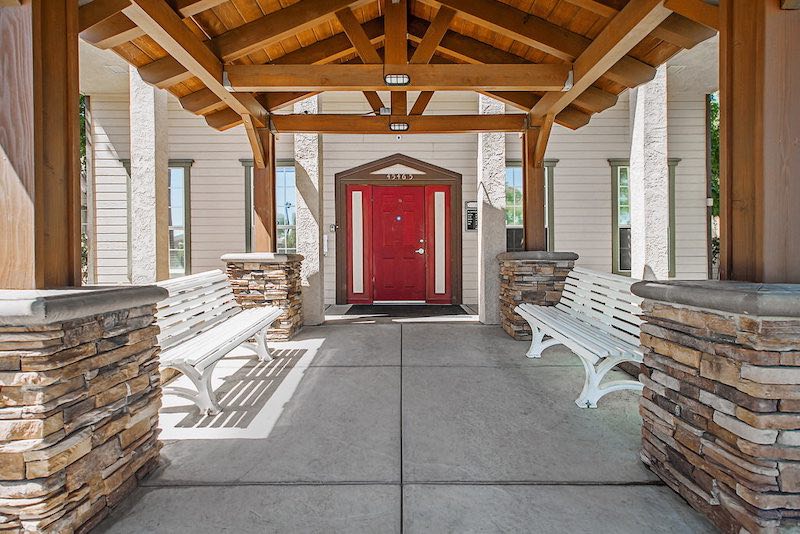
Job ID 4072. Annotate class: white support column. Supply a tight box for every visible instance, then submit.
[129,67,169,283]
[477,95,507,324]
[294,96,325,325]
[629,64,669,280]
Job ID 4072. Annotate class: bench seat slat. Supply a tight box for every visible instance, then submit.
[158,277,231,310]
[161,307,282,372]
[158,303,241,351]
[520,305,638,360]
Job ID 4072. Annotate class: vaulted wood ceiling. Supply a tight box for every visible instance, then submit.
[80,0,718,134]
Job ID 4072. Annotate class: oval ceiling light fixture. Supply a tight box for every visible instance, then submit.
[389,122,410,132]
[384,73,411,86]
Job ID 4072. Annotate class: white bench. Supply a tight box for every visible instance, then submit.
[155,270,282,415]
[515,267,644,408]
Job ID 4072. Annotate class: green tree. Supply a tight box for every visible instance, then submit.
[708,92,719,217]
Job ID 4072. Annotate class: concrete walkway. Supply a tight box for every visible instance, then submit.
[98,321,714,533]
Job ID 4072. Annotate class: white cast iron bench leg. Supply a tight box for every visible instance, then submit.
[164,362,223,416]
[526,326,562,359]
[575,354,644,408]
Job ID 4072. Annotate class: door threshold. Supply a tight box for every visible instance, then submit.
[372,300,427,305]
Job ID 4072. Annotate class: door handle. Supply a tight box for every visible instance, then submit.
[414,248,425,255]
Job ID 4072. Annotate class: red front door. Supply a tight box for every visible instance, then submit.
[372,186,427,301]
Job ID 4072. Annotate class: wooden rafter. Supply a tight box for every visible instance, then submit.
[664,0,720,30]
[410,92,435,115]
[530,0,672,121]
[122,0,269,169]
[225,63,572,92]
[563,0,717,44]
[123,0,265,123]
[267,114,526,134]
[420,0,655,88]
[385,0,409,116]
[145,16,384,90]
[133,0,369,87]
[335,8,385,114]
[410,6,456,64]
[80,0,228,48]
[407,16,618,115]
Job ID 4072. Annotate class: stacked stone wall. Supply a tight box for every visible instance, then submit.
[224,255,304,341]
[497,252,577,340]
[638,299,800,533]
[0,301,163,533]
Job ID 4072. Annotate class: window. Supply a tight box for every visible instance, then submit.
[167,162,192,277]
[275,166,297,253]
[243,161,297,253]
[611,163,632,274]
[120,159,192,279]
[610,159,679,277]
[504,161,556,252]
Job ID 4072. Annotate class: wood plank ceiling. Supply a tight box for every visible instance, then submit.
[80,0,717,133]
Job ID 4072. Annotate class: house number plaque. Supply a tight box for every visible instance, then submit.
[386,173,413,180]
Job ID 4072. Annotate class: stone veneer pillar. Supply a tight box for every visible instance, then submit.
[294,96,325,326]
[129,67,169,284]
[632,280,800,533]
[629,64,669,280]
[222,253,304,341]
[497,251,578,340]
[477,95,507,325]
[0,285,167,532]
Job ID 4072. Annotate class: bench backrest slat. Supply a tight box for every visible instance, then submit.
[155,270,242,351]
[558,267,642,346]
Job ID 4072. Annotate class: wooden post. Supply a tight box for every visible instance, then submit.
[719,1,800,282]
[252,130,277,252]
[0,3,81,289]
[522,126,549,251]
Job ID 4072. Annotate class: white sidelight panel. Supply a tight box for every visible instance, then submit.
[434,191,446,294]
[352,191,364,294]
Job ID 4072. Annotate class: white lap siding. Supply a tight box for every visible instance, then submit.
[506,90,709,279]
[91,95,131,283]
[91,94,292,282]
[320,91,480,305]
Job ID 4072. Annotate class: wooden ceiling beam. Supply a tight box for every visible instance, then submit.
[420,0,655,88]
[140,16,384,89]
[664,0,720,30]
[410,6,456,64]
[363,91,386,113]
[80,0,227,48]
[530,0,672,121]
[563,0,717,44]
[204,107,242,130]
[336,7,382,64]
[384,0,409,116]
[407,17,618,114]
[179,87,227,115]
[410,91,435,115]
[268,114,526,134]
[212,0,370,62]
[134,0,373,88]
[257,92,322,112]
[123,0,266,123]
[479,92,590,130]
[336,7,385,114]
[225,63,573,92]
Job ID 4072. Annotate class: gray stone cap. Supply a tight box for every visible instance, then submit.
[0,285,168,326]
[497,251,579,262]
[221,253,305,263]
[631,280,800,317]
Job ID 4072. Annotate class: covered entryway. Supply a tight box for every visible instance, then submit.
[336,154,462,305]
